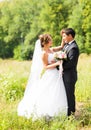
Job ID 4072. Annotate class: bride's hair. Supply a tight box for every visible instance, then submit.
[40,34,52,47]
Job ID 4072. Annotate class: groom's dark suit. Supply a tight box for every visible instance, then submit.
[63,40,79,116]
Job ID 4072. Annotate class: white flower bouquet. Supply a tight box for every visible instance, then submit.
[54,51,67,61]
[54,51,67,74]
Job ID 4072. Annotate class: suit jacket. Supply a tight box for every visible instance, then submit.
[63,40,79,83]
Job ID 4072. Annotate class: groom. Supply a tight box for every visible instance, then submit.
[61,28,79,116]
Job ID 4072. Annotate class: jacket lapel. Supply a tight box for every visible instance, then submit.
[65,41,77,54]
[63,43,69,51]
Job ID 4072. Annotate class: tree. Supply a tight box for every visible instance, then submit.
[82,0,91,53]
[66,0,91,53]
[39,0,69,46]
[0,0,43,59]
[0,0,91,59]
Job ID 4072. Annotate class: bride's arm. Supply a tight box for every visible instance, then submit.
[42,52,60,69]
[51,45,63,52]
[51,38,65,52]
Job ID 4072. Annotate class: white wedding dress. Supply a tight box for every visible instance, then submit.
[17,53,68,119]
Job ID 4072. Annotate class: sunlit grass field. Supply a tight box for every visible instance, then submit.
[0,54,91,130]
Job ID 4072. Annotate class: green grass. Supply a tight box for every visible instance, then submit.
[76,54,91,102]
[0,54,91,130]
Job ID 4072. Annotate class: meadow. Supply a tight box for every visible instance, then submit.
[0,54,91,130]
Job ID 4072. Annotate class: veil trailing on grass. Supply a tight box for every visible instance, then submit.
[24,39,43,95]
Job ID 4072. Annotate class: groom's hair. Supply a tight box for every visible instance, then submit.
[64,28,75,38]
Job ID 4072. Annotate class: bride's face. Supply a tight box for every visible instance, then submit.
[48,39,52,47]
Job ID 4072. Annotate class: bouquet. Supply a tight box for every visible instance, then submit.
[54,51,67,74]
[54,51,67,61]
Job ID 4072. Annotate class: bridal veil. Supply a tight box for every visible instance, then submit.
[24,38,43,95]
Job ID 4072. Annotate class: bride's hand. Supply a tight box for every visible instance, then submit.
[56,60,61,66]
[61,38,65,48]
[51,60,56,64]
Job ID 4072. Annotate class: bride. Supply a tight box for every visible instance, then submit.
[17,34,68,119]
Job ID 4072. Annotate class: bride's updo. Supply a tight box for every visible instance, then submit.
[40,34,52,47]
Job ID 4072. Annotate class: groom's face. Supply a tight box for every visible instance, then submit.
[62,33,71,43]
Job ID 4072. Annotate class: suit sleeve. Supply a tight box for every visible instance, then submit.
[63,47,79,70]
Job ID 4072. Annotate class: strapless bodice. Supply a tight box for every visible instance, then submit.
[48,53,54,64]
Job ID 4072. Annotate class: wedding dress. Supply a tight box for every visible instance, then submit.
[17,52,68,119]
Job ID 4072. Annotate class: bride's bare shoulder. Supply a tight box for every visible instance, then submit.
[50,47,55,53]
[42,51,48,58]
[42,50,47,55]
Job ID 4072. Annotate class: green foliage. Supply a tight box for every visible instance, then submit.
[20,45,34,60]
[67,0,85,53]
[0,59,31,102]
[0,0,40,59]
[14,44,33,60]
[81,0,91,53]
[0,107,91,130]
[39,0,69,45]
[13,45,22,60]
[76,54,91,102]
[0,74,25,101]
[66,0,91,54]
[0,0,91,59]
[85,33,91,54]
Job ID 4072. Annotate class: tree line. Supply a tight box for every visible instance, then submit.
[0,0,91,60]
